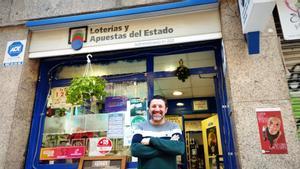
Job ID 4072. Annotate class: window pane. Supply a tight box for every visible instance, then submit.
[154,51,215,72]
[56,59,146,79]
[40,81,147,164]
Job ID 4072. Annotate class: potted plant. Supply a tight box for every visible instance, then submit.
[66,76,107,105]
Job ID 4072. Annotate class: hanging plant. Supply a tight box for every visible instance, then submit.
[66,76,107,105]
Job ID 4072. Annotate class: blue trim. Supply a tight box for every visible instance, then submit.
[32,164,78,169]
[25,40,238,169]
[153,67,216,78]
[25,62,55,169]
[26,0,218,28]
[246,31,260,55]
[126,162,138,168]
[147,56,154,101]
[214,44,238,169]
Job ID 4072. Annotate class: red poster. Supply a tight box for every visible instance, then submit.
[40,146,85,160]
[256,108,288,154]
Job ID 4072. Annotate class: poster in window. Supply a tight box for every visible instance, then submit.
[105,96,128,113]
[206,126,219,156]
[50,87,72,108]
[107,112,124,138]
[256,108,288,154]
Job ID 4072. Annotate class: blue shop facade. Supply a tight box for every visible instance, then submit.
[25,1,239,169]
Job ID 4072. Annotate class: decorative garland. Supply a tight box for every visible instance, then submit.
[175,59,190,82]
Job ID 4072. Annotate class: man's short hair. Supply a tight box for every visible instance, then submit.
[148,95,168,108]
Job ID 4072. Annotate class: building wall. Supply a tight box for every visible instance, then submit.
[0,1,178,169]
[0,0,178,26]
[0,0,299,169]
[0,26,39,169]
[220,0,300,168]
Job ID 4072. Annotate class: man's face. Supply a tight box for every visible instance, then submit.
[268,117,281,135]
[149,99,168,122]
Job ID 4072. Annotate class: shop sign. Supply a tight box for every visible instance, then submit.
[193,100,208,111]
[256,108,288,154]
[40,146,85,160]
[238,0,275,33]
[3,40,26,66]
[29,11,221,58]
[277,0,300,40]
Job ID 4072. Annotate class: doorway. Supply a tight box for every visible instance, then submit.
[152,48,228,169]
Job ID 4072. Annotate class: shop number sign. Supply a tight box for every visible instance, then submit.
[97,137,112,154]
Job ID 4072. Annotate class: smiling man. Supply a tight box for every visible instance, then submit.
[131,95,185,169]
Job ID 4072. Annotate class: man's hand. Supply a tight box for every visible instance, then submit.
[141,138,150,145]
[170,134,180,141]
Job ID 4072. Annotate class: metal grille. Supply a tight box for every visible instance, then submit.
[274,7,300,138]
[274,7,300,97]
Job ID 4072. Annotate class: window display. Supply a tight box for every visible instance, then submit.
[40,59,148,164]
[41,81,147,163]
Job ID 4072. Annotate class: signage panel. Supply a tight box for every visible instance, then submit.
[29,11,221,58]
[40,146,85,160]
[277,0,300,40]
[3,40,26,66]
[238,0,276,33]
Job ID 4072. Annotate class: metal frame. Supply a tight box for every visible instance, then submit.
[25,40,237,169]
[214,43,238,169]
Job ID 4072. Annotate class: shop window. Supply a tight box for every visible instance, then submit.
[55,59,146,79]
[40,76,148,164]
[154,51,215,72]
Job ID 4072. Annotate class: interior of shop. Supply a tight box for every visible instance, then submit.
[153,53,223,169]
[33,42,225,169]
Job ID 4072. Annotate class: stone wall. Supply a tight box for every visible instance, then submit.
[1,0,179,26]
[220,0,300,168]
[0,26,39,169]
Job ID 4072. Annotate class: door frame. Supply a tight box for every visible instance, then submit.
[25,40,237,169]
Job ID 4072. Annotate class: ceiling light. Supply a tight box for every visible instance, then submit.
[173,91,183,96]
[176,102,184,106]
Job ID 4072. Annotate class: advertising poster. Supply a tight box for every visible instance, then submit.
[207,127,219,156]
[107,112,124,138]
[50,87,72,108]
[123,98,147,146]
[40,146,85,160]
[130,98,147,127]
[202,115,223,169]
[256,108,288,154]
[105,96,128,112]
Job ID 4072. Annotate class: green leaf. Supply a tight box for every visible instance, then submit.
[66,76,107,105]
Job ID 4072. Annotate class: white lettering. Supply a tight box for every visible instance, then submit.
[10,46,21,52]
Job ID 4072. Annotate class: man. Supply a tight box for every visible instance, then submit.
[131,95,185,169]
